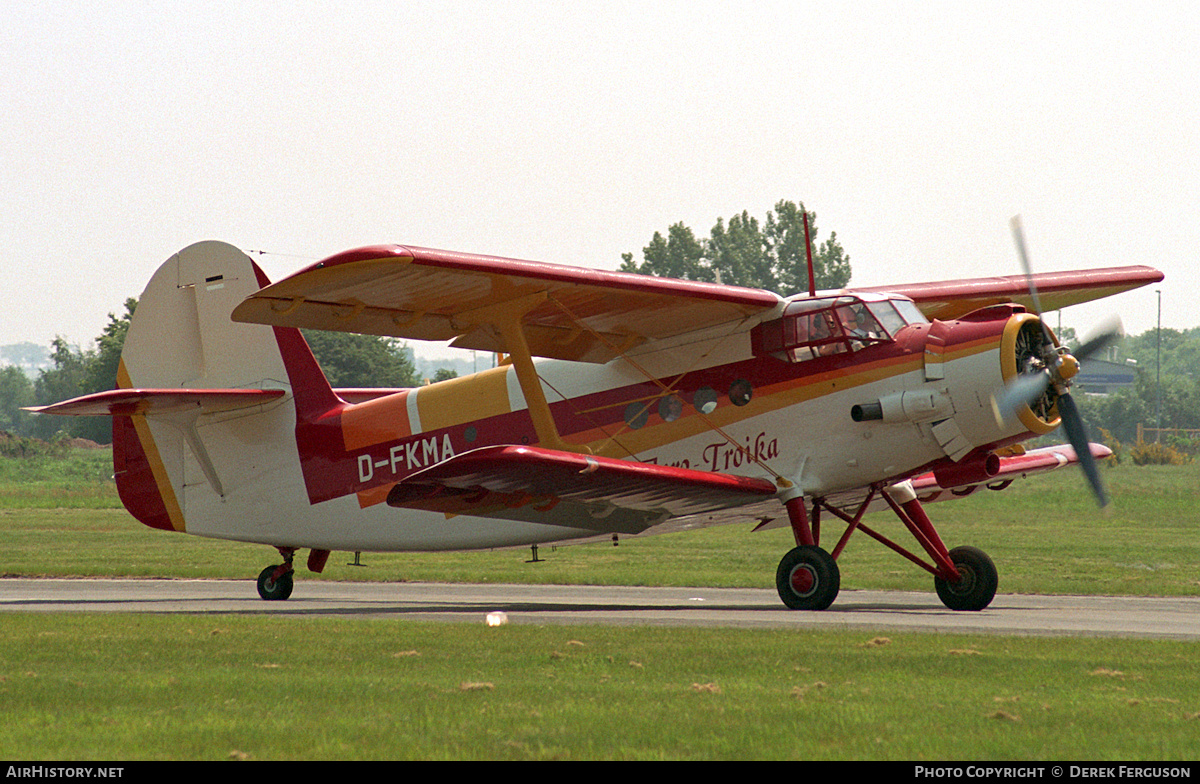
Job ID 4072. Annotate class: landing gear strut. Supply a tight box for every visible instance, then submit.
[774,483,998,612]
[776,495,841,610]
[255,547,331,601]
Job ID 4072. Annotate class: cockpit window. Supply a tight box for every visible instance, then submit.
[891,298,928,326]
[752,296,898,363]
[864,300,907,336]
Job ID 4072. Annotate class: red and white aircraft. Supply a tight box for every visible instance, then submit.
[34,221,1162,610]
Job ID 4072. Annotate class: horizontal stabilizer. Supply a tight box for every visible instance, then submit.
[27,388,286,417]
[386,445,779,535]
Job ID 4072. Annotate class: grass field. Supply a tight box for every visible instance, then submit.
[3,450,1198,598]
[5,615,1200,761]
[2,450,1200,760]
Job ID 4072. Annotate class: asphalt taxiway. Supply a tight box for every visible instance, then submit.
[2,578,1199,639]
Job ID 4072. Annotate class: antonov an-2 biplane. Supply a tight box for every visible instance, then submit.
[33,220,1162,611]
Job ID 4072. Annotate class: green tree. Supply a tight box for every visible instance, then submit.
[620,200,851,292]
[86,298,137,395]
[709,210,773,288]
[303,331,420,388]
[0,365,34,434]
[764,199,851,293]
[620,222,708,281]
[1077,384,1152,446]
[29,300,139,444]
[1063,323,1200,446]
[31,338,93,441]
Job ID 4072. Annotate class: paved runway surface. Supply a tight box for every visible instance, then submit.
[3,578,1200,639]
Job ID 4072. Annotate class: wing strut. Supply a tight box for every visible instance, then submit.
[454,291,590,455]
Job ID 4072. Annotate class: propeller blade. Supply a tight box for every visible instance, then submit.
[1009,215,1110,508]
[1073,315,1124,362]
[1056,392,1109,508]
[1010,215,1045,319]
[995,369,1051,422]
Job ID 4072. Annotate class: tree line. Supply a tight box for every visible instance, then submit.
[0,298,421,445]
[620,199,851,292]
[1074,326,1200,455]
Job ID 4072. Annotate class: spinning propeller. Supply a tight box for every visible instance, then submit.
[998,216,1123,507]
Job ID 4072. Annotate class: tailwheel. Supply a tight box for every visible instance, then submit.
[257,564,294,601]
[934,546,998,611]
[776,545,840,610]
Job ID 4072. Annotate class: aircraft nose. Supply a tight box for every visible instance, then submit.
[1057,353,1080,381]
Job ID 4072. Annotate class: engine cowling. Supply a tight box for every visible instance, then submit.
[1000,312,1063,436]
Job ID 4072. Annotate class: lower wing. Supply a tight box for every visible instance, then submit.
[384,445,778,535]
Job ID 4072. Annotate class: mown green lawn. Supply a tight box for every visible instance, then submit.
[2,451,1199,760]
[3,453,1197,599]
[4,614,1199,760]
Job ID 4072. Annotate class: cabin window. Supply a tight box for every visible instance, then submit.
[729,379,752,406]
[624,401,650,429]
[864,301,907,336]
[658,394,683,422]
[693,386,719,414]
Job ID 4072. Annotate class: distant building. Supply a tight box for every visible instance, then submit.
[1076,358,1137,395]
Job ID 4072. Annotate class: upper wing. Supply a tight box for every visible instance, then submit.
[231,245,782,363]
[857,266,1164,321]
[385,445,779,535]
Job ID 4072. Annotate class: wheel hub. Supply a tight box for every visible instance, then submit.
[946,564,976,595]
[789,565,816,597]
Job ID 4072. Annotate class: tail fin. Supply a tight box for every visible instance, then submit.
[112,241,337,531]
[121,241,326,395]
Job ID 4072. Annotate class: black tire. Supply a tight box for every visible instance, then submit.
[775,545,840,610]
[934,546,998,611]
[257,565,294,601]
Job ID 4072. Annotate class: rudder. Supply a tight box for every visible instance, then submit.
[120,241,290,391]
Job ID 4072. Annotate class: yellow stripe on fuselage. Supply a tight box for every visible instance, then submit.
[342,391,413,451]
[416,365,511,433]
[924,334,997,362]
[341,365,513,452]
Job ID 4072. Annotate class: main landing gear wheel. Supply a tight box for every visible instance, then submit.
[934,546,998,611]
[257,565,294,601]
[776,545,840,610]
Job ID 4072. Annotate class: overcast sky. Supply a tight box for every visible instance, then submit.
[4,2,1196,361]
